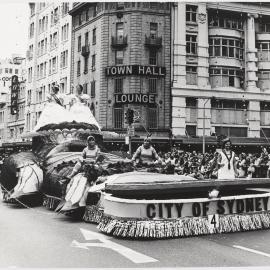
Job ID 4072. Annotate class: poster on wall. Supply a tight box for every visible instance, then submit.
[10,75,19,115]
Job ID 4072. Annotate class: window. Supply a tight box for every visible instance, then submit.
[114,78,123,93]
[62,3,69,17]
[209,67,244,88]
[78,35,81,52]
[83,83,88,94]
[84,56,88,73]
[91,80,95,97]
[186,5,197,23]
[116,23,123,42]
[259,22,270,33]
[92,28,96,45]
[148,107,157,128]
[215,126,247,137]
[150,23,158,39]
[91,54,96,70]
[186,97,197,107]
[186,35,197,54]
[114,107,123,129]
[186,66,197,85]
[5,68,8,73]
[29,22,35,38]
[61,23,69,41]
[258,71,270,90]
[186,125,196,136]
[15,69,19,75]
[77,60,81,76]
[115,50,124,65]
[149,50,157,65]
[52,56,57,73]
[85,32,89,45]
[208,13,243,30]
[9,69,12,73]
[60,50,68,69]
[149,78,157,93]
[209,37,244,60]
[256,41,270,61]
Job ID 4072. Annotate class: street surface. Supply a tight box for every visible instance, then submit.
[2,196,270,267]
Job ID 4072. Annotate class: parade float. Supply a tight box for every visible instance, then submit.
[2,85,270,239]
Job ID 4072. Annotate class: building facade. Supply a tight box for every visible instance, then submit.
[172,2,270,142]
[25,2,72,133]
[0,56,26,143]
[69,2,171,137]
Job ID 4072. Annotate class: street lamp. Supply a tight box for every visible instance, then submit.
[202,98,212,155]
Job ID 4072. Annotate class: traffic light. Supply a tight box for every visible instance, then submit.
[125,108,134,125]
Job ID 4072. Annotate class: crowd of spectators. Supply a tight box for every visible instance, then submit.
[157,146,270,180]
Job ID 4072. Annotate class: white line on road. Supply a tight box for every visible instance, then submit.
[71,228,158,264]
[233,245,270,258]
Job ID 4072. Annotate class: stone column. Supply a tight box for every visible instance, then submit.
[172,2,186,87]
[172,96,186,135]
[197,3,209,88]
[246,14,259,92]
[248,101,261,138]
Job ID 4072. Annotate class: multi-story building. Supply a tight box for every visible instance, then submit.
[25,2,72,133]
[69,2,171,137]
[0,56,26,143]
[172,2,270,148]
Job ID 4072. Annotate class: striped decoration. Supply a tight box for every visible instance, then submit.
[83,205,104,224]
[97,211,270,239]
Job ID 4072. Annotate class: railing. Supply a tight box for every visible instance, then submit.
[145,35,162,48]
[81,45,90,57]
[111,36,128,48]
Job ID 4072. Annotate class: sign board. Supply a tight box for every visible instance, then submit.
[115,93,156,105]
[106,65,166,77]
[127,125,135,137]
[10,75,19,115]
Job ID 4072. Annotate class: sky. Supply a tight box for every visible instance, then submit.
[0,1,29,60]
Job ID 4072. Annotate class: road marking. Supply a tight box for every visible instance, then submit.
[71,228,158,264]
[233,245,270,258]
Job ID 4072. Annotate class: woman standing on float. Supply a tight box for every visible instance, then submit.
[69,84,100,130]
[217,138,238,179]
[33,85,70,131]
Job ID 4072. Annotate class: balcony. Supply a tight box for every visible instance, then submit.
[111,36,128,48]
[81,45,90,57]
[145,35,162,48]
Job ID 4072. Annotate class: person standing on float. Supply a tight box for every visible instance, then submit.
[33,85,70,132]
[217,138,238,179]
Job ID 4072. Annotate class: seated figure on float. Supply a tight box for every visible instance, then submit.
[67,135,100,180]
[131,137,162,165]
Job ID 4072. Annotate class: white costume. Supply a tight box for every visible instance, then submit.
[69,93,100,130]
[218,150,236,180]
[33,93,71,132]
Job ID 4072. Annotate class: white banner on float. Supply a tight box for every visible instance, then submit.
[104,193,270,219]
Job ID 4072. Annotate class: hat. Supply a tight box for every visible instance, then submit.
[87,135,95,141]
[222,137,231,148]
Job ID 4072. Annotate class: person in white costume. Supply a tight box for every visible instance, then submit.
[69,84,100,130]
[33,85,71,131]
[217,138,238,179]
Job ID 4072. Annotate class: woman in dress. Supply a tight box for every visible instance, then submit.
[217,138,238,179]
[69,84,100,130]
[33,85,70,132]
